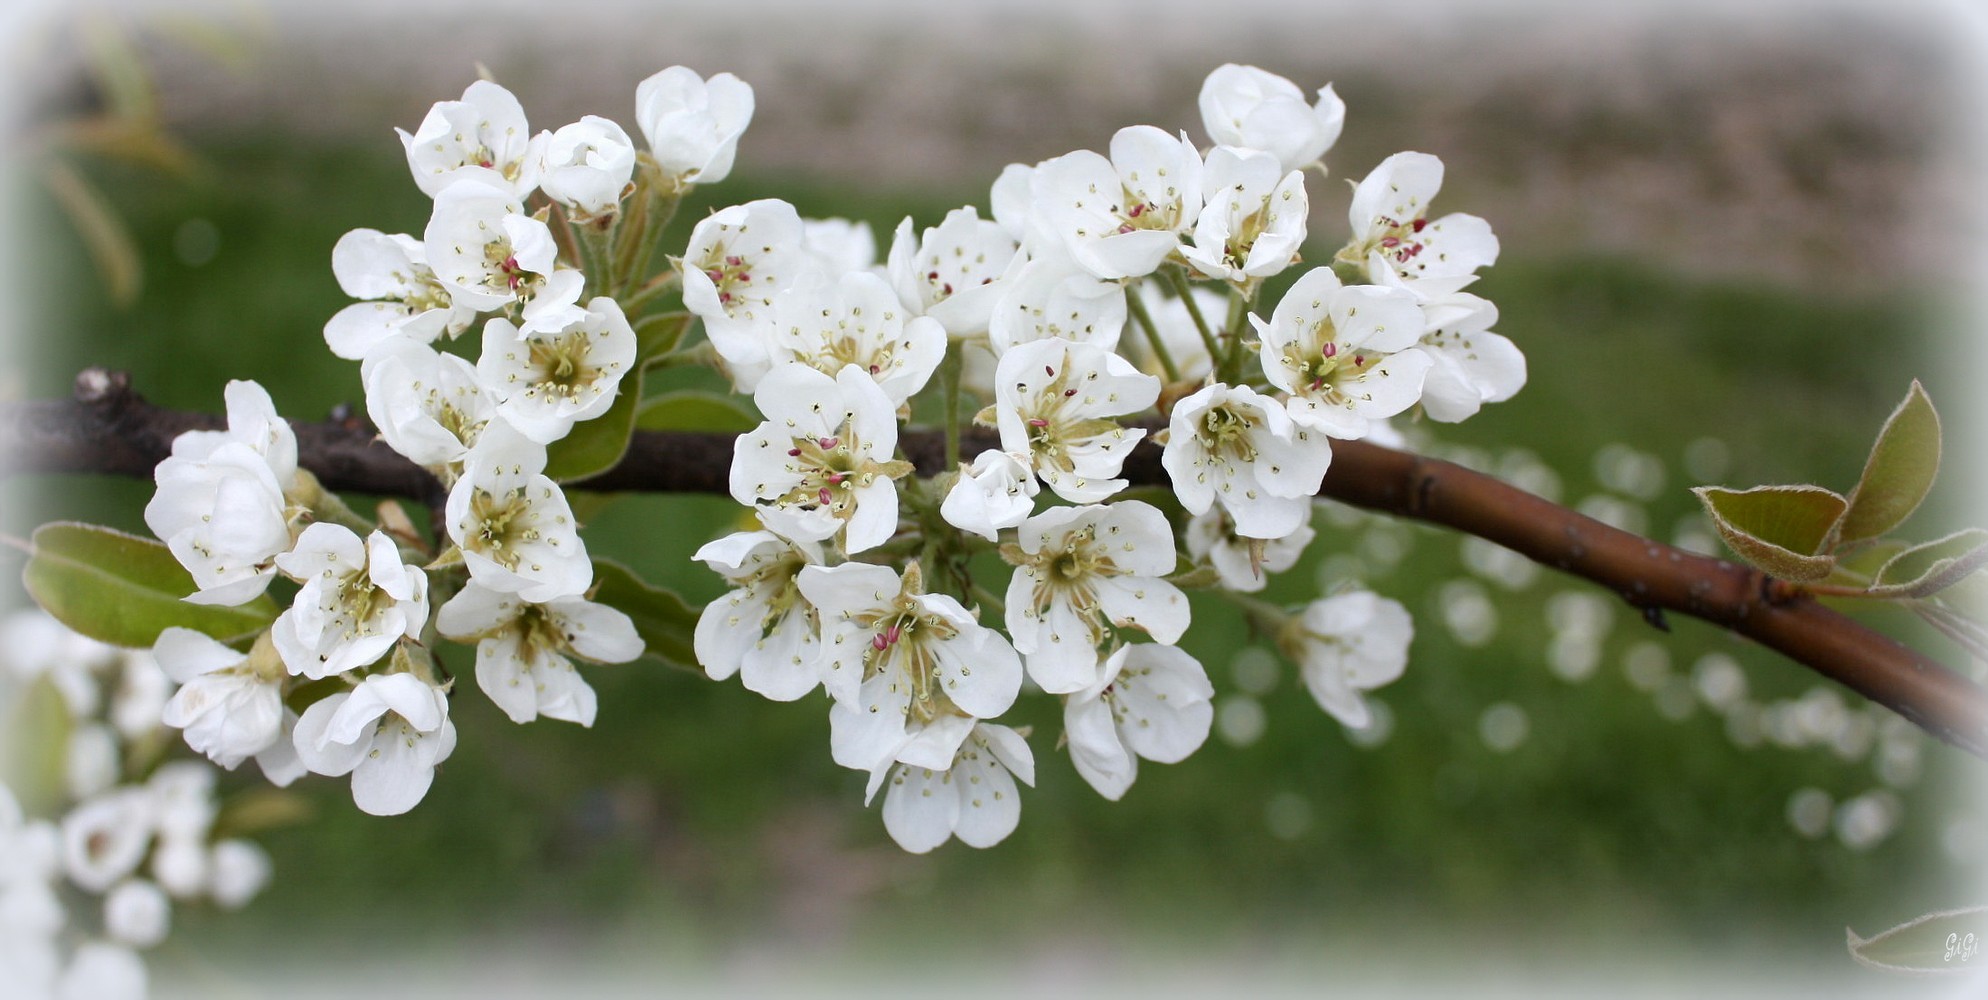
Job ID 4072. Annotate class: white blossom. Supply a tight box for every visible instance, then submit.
[271,525,429,679]
[59,789,154,893]
[1181,146,1308,286]
[1198,64,1345,173]
[422,181,586,329]
[798,563,1023,772]
[634,66,754,188]
[886,206,1018,335]
[108,652,170,743]
[102,880,169,950]
[1252,267,1431,438]
[801,217,878,277]
[679,198,817,388]
[865,722,1035,853]
[479,296,637,444]
[730,364,910,554]
[939,449,1039,541]
[1184,506,1314,593]
[144,380,298,606]
[1286,590,1413,728]
[994,337,1158,503]
[984,250,1126,356]
[323,228,477,361]
[436,583,642,727]
[691,528,824,702]
[1342,151,1499,287]
[1161,383,1330,540]
[361,339,493,472]
[57,942,147,1000]
[1409,291,1526,423]
[398,79,544,200]
[1030,126,1203,280]
[762,270,946,406]
[64,725,118,801]
[0,610,115,717]
[207,840,271,909]
[445,425,592,602]
[1064,644,1215,800]
[539,115,637,219]
[293,673,457,817]
[1004,501,1188,693]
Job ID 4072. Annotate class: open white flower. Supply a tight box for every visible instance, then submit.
[1252,267,1431,439]
[763,270,945,406]
[864,722,1035,854]
[730,364,910,554]
[1004,501,1187,693]
[145,380,299,606]
[423,181,586,329]
[323,228,477,361]
[994,337,1158,503]
[60,789,154,893]
[361,339,493,473]
[1412,291,1526,423]
[1161,383,1331,540]
[398,79,545,200]
[154,628,283,769]
[271,524,428,679]
[445,425,592,602]
[679,198,817,388]
[1184,505,1314,593]
[1198,64,1345,173]
[1284,590,1413,728]
[292,672,456,817]
[691,528,824,702]
[940,449,1039,541]
[1341,151,1499,288]
[539,115,636,219]
[798,563,1023,772]
[886,206,1018,336]
[634,66,754,188]
[1030,126,1203,280]
[984,250,1126,356]
[437,583,640,727]
[1064,644,1215,801]
[1181,146,1308,287]
[479,296,637,444]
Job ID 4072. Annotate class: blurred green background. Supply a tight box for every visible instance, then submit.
[3,2,1984,992]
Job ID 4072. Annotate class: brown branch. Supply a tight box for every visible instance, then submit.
[6,368,1986,759]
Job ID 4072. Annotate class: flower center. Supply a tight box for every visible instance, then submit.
[697,246,754,309]
[1196,402,1261,463]
[856,598,964,725]
[468,488,538,570]
[526,330,604,400]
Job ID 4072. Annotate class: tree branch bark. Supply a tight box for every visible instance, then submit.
[7,368,1986,759]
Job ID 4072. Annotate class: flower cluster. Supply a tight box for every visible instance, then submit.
[135,61,1513,852]
[0,611,273,1000]
[686,63,1510,850]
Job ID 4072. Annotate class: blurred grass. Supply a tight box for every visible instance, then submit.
[5,131,1977,975]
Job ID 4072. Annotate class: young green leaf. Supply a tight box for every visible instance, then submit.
[1840,381,1940,544]
[1847,906,1988,975]
[22,521,278,648]
[1868,528,1988,599]
[635,389,758,433]
[588,558,699,671]
[3,677,72,817]
[1691,485,1846,582]
[544,371,644,482]
[634,311,694,367]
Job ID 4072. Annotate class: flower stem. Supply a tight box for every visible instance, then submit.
[1218,287,1253,384]
[940,339,965,471]
[1165,267,1221,370]
[1219,589,1291,639]
[1125,281,1182,383]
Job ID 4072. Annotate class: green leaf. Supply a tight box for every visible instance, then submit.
[544,370,643,482]
[22,522,279,648]
[1692,485,1845,582]
[1868,529,1988,599]
[1848,906,1988,974]
[1840,381,1941,543]
[634,311,694,366]
[588,558,700,672]
[635,389,758,433]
